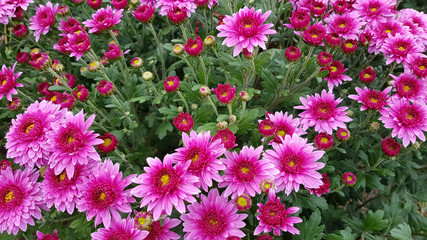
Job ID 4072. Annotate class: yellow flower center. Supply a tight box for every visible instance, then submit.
[99,192,106,200]
[419,65,425,70]
[245,23,252,28]
[385,29,391,33]
[264,125,272,130]
[364,73,371,78]
[182,119,187,124]
[270,211,276,216]
[134,59,140,64]
[341,131,347,136]
[371,98,378,103]
[264,183,271,189]
[51,96,57,102]
[160,174,169,186]
[339,23,345,28]
[241,167,249,174]
[312,34,318,38]
[346,176,353,181]
[289,161,295,167]
[191,44,198,49]
[59,171,67,181]
[398,46,405,51]
[103,138,112,147]
[4,191,14,203]
[192,154,198,162]
[89,62,97,67]
[320,137,328,143]
[404,85,411,92]
[210,219,218,226]
[277,130,285,136]
[237,197,248,207]
[407,113,413,119]
[1,79,6,85]
[25,123,34,133]
[221,92,228,97]
[330,66,338,72]
[138,217,146,226]
[371,7,377,12]
[68,136,75,143]
[77,91,82,98]
[345,42,354,48]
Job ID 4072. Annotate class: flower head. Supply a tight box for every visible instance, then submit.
[314,132,334,150]
[235,194,252,211]
[58,17,84,35]
[353,0,396,24]
[87,0,102,9]
[164,76,180,92]
[8,97,21,111]
[266,111,306,144]
[381,33,424,67]
[184,35,204,56]
[303,22,326,46]
[325,12,364,40]
[173,112,194,132]
[325,33,342,48]
[36,229,60,240]
[336,128,350,141]
[213,83,236,104]
[83,6,123,33]
[309,173,330,196]
[111,0,128,9]
[359,66,376,84]
[284,9,310,31]
[97,132,118,153]
[13,24,28,38]
[381,137,401,156]
[167,7,187,24]
[0,63,23,101]
[322,60,352,90]
[342,172,356,186]
[104,42,129,61]
[317,52,332,66]
[66,30,91,60]
[348,86,392,114]
[144,217,181,240]
[157,0,196,17]
[285,46,302,62]
[97,80,115,96]
[91,216,149,239]
[341,39,358,54]
[29,2,59,42]
[409,56,427,79]
[16,52,29,64]
[213,128,237,150]
[258,119,276,137]
[390,73,426,102]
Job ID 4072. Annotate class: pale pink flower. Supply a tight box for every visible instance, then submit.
[324,12,364,40]
[83,5,123,33]
[348,86,392,114]
[156,0,196,17]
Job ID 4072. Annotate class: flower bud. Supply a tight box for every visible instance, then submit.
[234,194,252,212]
[173,44,185,55]
[130,57,143,68]
[134,211,153,231]
[164,76,180,92]
[336,128,350,141]
[346,110,354,117]
[239,91,250,102]
[199,85,211,96]
[369,121,380,131]
[204,35,216,46]
[216,121,228,130]
[8,97,21,111]
[412,141,420,150]
[88,61,101,72]
[229,115,236,124]
[142,71,154,81]
[260,179,274,194]
[191,104,198,110]
[58,5,69,16]
[342,172,356,186]
[177,106,183,112]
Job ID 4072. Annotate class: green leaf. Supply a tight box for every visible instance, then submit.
[236,109,259,133]
[156,122,173,140]
[130,96,153,103]
[317,70,329,78]
[48,85,67,91]
[294,209,324,240]
[254,51,271,74]
[363,210,388,232]
[390,223,412,240]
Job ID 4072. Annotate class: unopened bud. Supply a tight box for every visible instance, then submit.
[199,85,211,96]
[177,106,183,112]
[229,114,236,123]
[412,141,420,150]
[346,110,354,117]
[142,71,154,81]
[204,36,216,46]
[369,121,380,131]
[173,44,184,55]
[88,61,101,72]
[239,91,250,101]
[191,104,198,110]
[216,121,228,130]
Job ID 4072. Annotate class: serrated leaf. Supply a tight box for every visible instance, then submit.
[364,210,388,232]
[129,96,153,103]
[48,85,67,91]
[294,209,324,240]
[254,51,271,74]
[390,223,412,240]
[156,122,173,140]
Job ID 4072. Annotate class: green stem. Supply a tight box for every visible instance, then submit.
[293,45,315,84]
[124,11,138,37]
[17,89,35,102]
[227,103,233,116]
[207,96,219,117]
[179,24,188,40]
[148,23,166,80]
[111,94,132,125]
[199,55,208,86]
[177,91,190,113]
[182,55,199,83]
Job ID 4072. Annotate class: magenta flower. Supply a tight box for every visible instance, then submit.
[314,132,334,150]
[145,217,181,240]
[164,75,180,92]
[381,33,424,67]
[213,128,238,150]
[379,97,427,147]
[46,111,103,178]
[217,6,276,56]
[184,35,204,56]
[323,60,352,90]
[325,12,364,40]
[353,0,395,25]
[219,146,279,198]
[342,172,356,186]
[295,90,352,134]
[29,2,59,42]
[171,130,226,191]
[309,173,331,197]
[66,30,91,60]
[36,229,60,240]
[0,62,23,101]
[254,190,302,236]
[0,168,47,235]
[131,155,200,220]
[91,216,149,239]
[42,164,89,214]
[285,46,302,62]
[104,42,129,61]
[77,160,135,228]
[390,73,426,102]
[408,56,427,79]
[382,137,402,156]
[58,17,84,35]
[181,188,247,239]
[0,1,15,24]
[284,8,310,31]
[212,83,236,104]
[368,20,410,55]
[6,100,66,168]
[303,22,326,46]
[348,86,392,114]
[266,111,306,144]
[173,112,194,132]
[397,9,427,50]
[263,134,325,195]
[156,0,196,16]
[83,6,123,33]
[133,4,155,23]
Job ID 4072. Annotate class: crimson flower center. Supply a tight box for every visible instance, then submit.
[0,186,24,208]
[200,210,226,235]
[59,125,85,153]
[398,106,420,126]
[281,152,303,173]
[238,17,258,37]
[154,168,179,194]
[232,159,256,182]
[314,102,334,120]
[259,201,287,226]
[91,184,116,208]
[186,147,208,173]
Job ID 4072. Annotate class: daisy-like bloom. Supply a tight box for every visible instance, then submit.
[284,8,310,31]
[217,6,276,56]
[263,134,325,195]
[133,5,155,23]
[303,22,326,46]
[254,190,302,236]
[322,60,352,90]
[368,20,410,55]
[8,97,21,111]
[390,73,426,102]
[104,42,130,61]
[111,0,128,9]
[219,146,279,198]
[409,56,427,79]
[324,12,364,40]
[66,30,91,60]
[130,57,143,68]
[204,35,216,46]
[348,87,392,114]
[336,128,350,141]
[16,52,29,64]
[359,31,373,46]
[6,100,66,168]
[53,73,77,88]
[131,155,201,220]
[266,111,306,144]
[97,132,118,153]
[234,194,252,211]
[317,52,332,67]
[258,119,276,137]
[13,24,28,38]
[164,76,180,92]
[260,179,274,194]
[341,39,357,54]
[42,164,89,214]
[314,132,334,150]
[381,137,401,156]
[213,83,236,104]
[0,159,11,171]
[181,188,247,239]
[353,0,395,25]
[284,46,302,62]
[379,98,427,147]
[359,66,376,84]
[97,80,115,96]
[37,82,51,95]
[77,160,135,228]
[172,130,226,191]
[87,0,102,9]
[381,33,424,67]
[333,0,349,14]
[342,172,356,186]
[83,6,123,33]
[308,0,327,17]
[54,36,70,55]
[309,173,330,196]
[58,17,84,35]
[29,2,59,42]
[397,9,427,51]
[213,128,237,150]
[88,61,101,72]
[167,7,187,24]
[0,63,23,101]
[53,93,76,110]
[72,84,89,102]
[91,216,149,239]
[36,229,60,240]
[144,217,181,240]
[325,33,342,48]
[57,5,69,16]
[184,35,204,56]
[295,90,352,134]
[0,168,46,235]
[173,112,194,132]
[47,111,103,178]
[134,211,153,230]
[157,0,196,17]
[100,56,109,66]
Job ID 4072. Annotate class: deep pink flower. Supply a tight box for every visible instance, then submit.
[303,22,326,46]
[184,35,204,56]
[133,5,155,23]
[336,128,350,141]
[111,0,128,9]
[156,0,196,17]
[173,112,194,132]
[46,111,103,178]
[0,1,15,24]
[341,39,358,53]
[359,31,373,46]
[12,7,25,21]
[0,168,47,235]
[0,159,11,171]
[72,84,89,102]
[171,130,226,191]
[325,33,342,48]
[309,173,330,196]
[263,134,325,195]
[12,24,28,38]
[333,0,349,14]
[0,63,23,101]
[213,128,237,150]
[6,100,66,168]
[359,66,376,84]
[131,155,200,220]
[212,83,236,104]
[87,0,102,9]
[308,0,326,17]
[167,7,187,24]
[217,6,276,56]
[381,33,424,67]
[322,60,352,90]
[397,9,427,51]
[254,190,302,236]
[77,160,135,228]
[66,30,91,60]
[219,146,279,198]
[54,36,70,55]
[54,73,77,88]
[368,20,411,55]
[144,217,181,240]
[8,97,21,111]
[16,52,29,64]
[234,194,252,211]
[381,137,401,156]
[408,56,427,79]
[342,172,356,186]
[53,92,76,110]
[37,82,51,95]
[57,5,69,16]
[83,6,123,33]
[36,229,60,240]
[295,90,352,134]
[181,189,247,239]
[284,9,310,31]
[353,0,395,25]
[58,17,84,35]
[317,51,332,66]
[266,111,306,144]
[390,73,426,102]
[258,119,276,137]
[285,46,302,62]
[97,80,115,96]
[104,42,129,61]
[91,216,149,239]
[348,86,392,114]
[97,132,118,153]
[314,132,334,150]
[325,12,364,40]
[379,97,427,147]
[164,76,180,92]
[29,2,59,42]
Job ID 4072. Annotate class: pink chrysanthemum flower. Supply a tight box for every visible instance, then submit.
[91,216,149,239]
[133,4,155,23]
[217,6,276,56]
[131,155,200,220]
[46,110,103,178]
[219,146,279,198]
[83,6,123,33]
[379,97,427,147]
[254,190,302,236]
[29,2,59,42]
[0,0,15,24]
[6,100,66,168]
[181,188,248,239]
[66,30,91,60]
[309,172,330,196]
[171,130,226,191]
[397,9,427,51]
[213,83,236,104]
[314,132,333,150]
[42,164,89,214]
[348,86,392,114]
[381,137,401,156]
[390,73,426,102]
[295,90,352,134]
[303,22,326,46]
[266,111,306,144]
[104,42,130,61]
[258,119,276,137]
[408,56,427,79]
[322,60,352,90]
[359,66,376,84]
[381,33,424,67]
[342,172,356,186]
[156,0,196,17]
[213,128,238,150]
[283,8,310,31]
[368,20,411,55]
[36,229,60,240]
[77,160,135,228]
[58,17,84,35]
[325,12,364,40]
[263,134,325,195]
[145,217,181,240]
[352,0,395,25]
[8,97,21,111]
[0,168,47,235]
[173,112,194,132]
[0,62,23,101]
